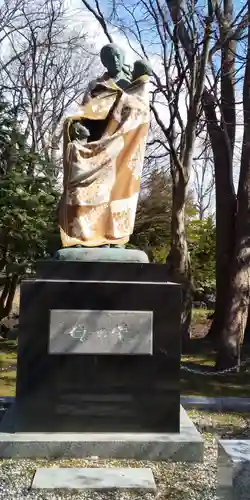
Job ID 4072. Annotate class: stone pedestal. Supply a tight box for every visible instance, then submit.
[0,253,204,462]
[14,272,181,433]
[218,440,250,499]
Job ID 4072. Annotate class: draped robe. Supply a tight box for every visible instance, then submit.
[59,75,150,247]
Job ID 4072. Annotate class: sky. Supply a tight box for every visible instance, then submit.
[66,0,138,64]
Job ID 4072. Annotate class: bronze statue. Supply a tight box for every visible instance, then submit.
[59,44,151,249]
[72,44,132,142]
[132,59,152,81]
[71,46,152,143]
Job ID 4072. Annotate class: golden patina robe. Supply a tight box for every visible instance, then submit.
[59,75,150,247]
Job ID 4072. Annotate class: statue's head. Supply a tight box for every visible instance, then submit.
[100,43,125,78]
[132,59,152,80]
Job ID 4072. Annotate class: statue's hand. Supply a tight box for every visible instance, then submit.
[72,122,90,141]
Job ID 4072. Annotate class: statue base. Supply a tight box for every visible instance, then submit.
[55,247,149,263]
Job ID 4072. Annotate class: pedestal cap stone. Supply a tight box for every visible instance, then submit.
[55,248,149,263]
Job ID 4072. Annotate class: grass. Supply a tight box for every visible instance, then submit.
[181,356,250,397]
[182,353,215,367]
[191,308,213,323]
[0,371,16,396]
[0,339,17,396]
[189,409,250,440]
[184,307,250,397]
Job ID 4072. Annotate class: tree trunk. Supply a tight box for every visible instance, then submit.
[243,313,250,344]
[209,139,236,340]
[216,1,250,367]
[166,166,190,279]
[203,91,236,341]
[198,0,236,346]
[217,205,250,367]
[166,164,191,347]
[217,240,250,368]
[0,275,18,321]
[210,0,236,340]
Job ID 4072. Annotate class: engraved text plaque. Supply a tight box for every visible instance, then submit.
[49,310,153,355]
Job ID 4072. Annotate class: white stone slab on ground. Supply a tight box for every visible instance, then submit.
[32,467,157,492]
[218,440,250,500]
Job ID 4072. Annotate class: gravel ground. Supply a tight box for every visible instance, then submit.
[0,410,249,500]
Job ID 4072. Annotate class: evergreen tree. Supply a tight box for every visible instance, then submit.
[0,99,59,320]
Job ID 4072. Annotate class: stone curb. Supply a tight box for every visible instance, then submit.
[0,397,14,406]
[181,396,250,412]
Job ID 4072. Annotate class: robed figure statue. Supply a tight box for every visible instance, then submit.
[59,43,151,248]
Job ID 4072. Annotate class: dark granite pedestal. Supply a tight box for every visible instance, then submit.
[0,255,204,461]
[14,275,181,433]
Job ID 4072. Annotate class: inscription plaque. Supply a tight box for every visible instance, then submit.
[49,310,153,355]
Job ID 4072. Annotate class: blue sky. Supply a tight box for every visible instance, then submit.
[77,0,248,60]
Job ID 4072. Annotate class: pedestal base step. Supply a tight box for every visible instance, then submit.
[0,406,203,462]
[32,467,156,492]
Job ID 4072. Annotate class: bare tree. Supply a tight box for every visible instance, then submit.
[214,0,250,367]
[81,0,212,283]
[160,0,250,365]
[0,0,95,176]
[144,123,171,175]
[192,133,215,220]
[0,0,27,70]
[198,0,250,366]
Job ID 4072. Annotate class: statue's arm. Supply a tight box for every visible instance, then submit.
[69,121,90,142]
[69,75,107,142]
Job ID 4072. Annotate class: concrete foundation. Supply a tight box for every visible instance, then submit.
[0,405,203,462]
